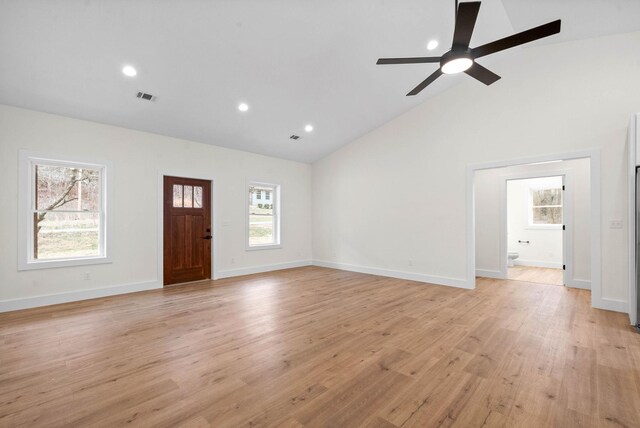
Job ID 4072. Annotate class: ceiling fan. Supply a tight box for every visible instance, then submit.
[377,1,561,96]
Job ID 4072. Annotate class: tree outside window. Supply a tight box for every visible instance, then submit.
[530,187,562,225]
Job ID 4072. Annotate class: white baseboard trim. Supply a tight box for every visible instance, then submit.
[514,260,563,269]
[593,297,628,313]
[216,260,312,279]
[313,260,471,289]
[475,269,506,279]
[566,278,591,290]
[0,280,161,313]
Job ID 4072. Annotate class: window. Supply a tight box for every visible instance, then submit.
[529,187,562,226]
[19,152,111,270]
[248,182,280,249]
[256,190,262,200]
[173,184,203,208]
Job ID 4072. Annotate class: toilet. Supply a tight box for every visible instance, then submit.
[507,251,519,267]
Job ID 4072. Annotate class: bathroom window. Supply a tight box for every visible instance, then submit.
[529,187,562,226]
[18,151,112,270]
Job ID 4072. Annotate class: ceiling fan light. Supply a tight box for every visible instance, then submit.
[441,57,473,74]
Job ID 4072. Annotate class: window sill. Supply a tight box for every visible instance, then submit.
[246,244,282,251]
[18,256,112,271]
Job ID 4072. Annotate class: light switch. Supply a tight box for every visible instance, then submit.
[609,220,623,229]
[222,221,231,227]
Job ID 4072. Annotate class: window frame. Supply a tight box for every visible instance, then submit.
[18,151,113,270]
[527,185,563,230]
[246,181,281,251]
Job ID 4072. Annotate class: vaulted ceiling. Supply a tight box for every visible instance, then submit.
[1,0,639,162]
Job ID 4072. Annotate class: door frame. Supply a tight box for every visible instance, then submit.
[466,149,606,311]
[157,172,218,285]
[500,172,570,286]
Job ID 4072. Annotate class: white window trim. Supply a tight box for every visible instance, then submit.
[18,150,113,270]
[527,186,563,230]
[246,180,281,251]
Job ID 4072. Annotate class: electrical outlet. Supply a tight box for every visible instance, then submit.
[408,259,414,267]
[222,221,231,227]
[609,220,623,229]
[83,272,91,281]
[230,258,235,265]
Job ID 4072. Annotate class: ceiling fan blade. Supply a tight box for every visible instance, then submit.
[464,62,501,85]
[377,57,441,65]
[472,19,561,59]
[452,1,481,48]
[407,69,443,96]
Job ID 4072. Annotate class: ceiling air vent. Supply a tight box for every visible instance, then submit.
[290,135,300,140]
[136,91,154,101]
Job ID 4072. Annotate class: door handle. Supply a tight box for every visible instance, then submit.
[203,235,212,240]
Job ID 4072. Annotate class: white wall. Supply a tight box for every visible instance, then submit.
[507,176,564,269]
[0,105,312,310]
[312,31,640,312]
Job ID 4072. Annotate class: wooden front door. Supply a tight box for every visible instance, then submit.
[163,176,212,285]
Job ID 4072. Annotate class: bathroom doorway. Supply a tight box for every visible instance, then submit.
[473,157,592,290]
[506,176,565,286]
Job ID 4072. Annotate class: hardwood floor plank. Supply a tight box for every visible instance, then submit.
[507,266,564,286]
[0,267,638,427]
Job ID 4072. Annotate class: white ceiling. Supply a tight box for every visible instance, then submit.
[1,0,639,163]
[502,0,640,45]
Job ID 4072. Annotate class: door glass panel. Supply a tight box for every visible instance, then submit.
[173,185,183,207]
[184,185,193,208]
[194,186,203,208]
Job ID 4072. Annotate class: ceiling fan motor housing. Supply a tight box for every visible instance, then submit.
[440,48,473,68]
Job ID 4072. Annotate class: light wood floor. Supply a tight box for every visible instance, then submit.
[1,267,639,427]
[508,265,564,286]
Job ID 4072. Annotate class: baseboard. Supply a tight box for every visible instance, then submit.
[514,260,563,269]
[0,260,313,313]
[566,278,591,290]
[593,297,628,313]
[313,260,471,289]
[475,269,506,279]
[216,260,312,279]
[0,280,161,313]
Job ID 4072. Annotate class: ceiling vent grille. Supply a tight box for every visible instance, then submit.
[289,135,300,140]
[136,91,154,101]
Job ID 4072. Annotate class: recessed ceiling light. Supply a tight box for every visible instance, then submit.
[238,103,249,112]
[122,65,137,77]
[304,124,313,133]
[427,40,439,51]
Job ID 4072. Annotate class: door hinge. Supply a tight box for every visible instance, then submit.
[562,185,565,191]
[563,265,566,270]
[562,225,566,230]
